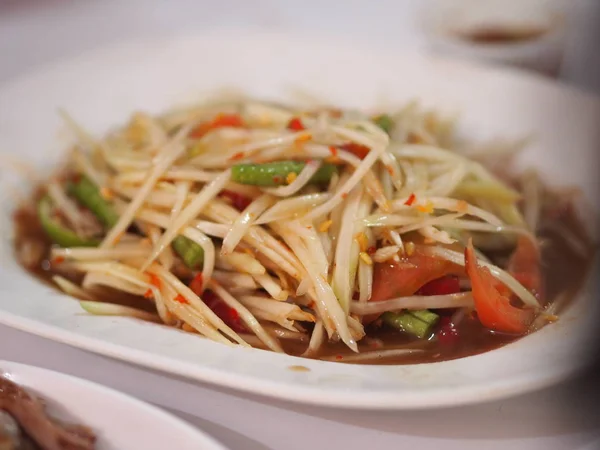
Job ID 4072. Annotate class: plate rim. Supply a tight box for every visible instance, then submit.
[0,295,591,410]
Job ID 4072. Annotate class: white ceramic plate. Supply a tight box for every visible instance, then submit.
[0,360,227,450]
[0,31,598,410]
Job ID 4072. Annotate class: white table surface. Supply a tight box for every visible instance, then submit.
[1,1,600,449]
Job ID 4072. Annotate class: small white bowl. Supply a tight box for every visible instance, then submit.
[421,0,571,76]
[1,360,227,450]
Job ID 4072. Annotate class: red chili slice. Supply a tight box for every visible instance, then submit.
[219,190,252,211]
[287,117,305,131]
[202,290,246,333]
[340,142,370,159]
[189,113,244,139]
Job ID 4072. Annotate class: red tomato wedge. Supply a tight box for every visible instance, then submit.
[508,236,544,302]
[371,251,463,303]
[416,276,461,296]
[465,240,534,334]
[189,113,244,139]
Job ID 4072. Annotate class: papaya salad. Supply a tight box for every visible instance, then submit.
[12,98,594,364]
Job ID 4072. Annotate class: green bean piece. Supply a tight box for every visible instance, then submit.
[172,236,204,269]
[410,309,440,326]
[382,309,440,339]
[373,114,394,134]
[38,197,99,247]
[231,161,337,187]
[68,176,119,228]
[68,176,204,268]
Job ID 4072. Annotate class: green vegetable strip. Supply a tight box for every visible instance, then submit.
[231,161,337,187]
[382,309,440,339]
[38,197,99,247]
[453,180,521,203]
[68,176,119,228]
[410,309,440,326]
[68,175,204,268]
[172,235,204,269]
[373,114,394,134]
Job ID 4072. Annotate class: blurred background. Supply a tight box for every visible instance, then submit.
[0,0,599,93]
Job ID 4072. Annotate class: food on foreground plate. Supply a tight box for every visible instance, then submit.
[12,97,594,364]
[0,374,96,450]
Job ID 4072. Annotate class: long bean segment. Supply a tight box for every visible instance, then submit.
[69,175,204,268]
[373,114,394,134]
[38,197,99,247]
[382,309,440,339]
[231,161,337,187]
[172,235,204,269]
[68,176,119,228]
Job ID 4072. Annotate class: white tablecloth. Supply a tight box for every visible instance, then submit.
[1,1,599,449]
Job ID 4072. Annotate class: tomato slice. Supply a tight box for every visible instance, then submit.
[189,113,244,139]
[465,241,533,334]
[371,251,463,303]
[416,276,461,296]
[508,236,544,302]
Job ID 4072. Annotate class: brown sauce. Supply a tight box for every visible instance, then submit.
[12,193,595,365]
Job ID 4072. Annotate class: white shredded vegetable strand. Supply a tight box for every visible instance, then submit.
[51,245,151,261]
[221,194,275,255]
[358,228,375,303]
[305,130,388,220]
[332,185,363,314]
[53,275,95,301]
[210,281,284,352]
[390,196,504,227]
[256,193,331,224]
[351,292,474,315]
[302,320,325,357]
[143,168,231,269]
[149,264,249,345]
[273,222,357,350]
[158,278,234,345]
[79,301,160,322]
[101,125,191,248]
